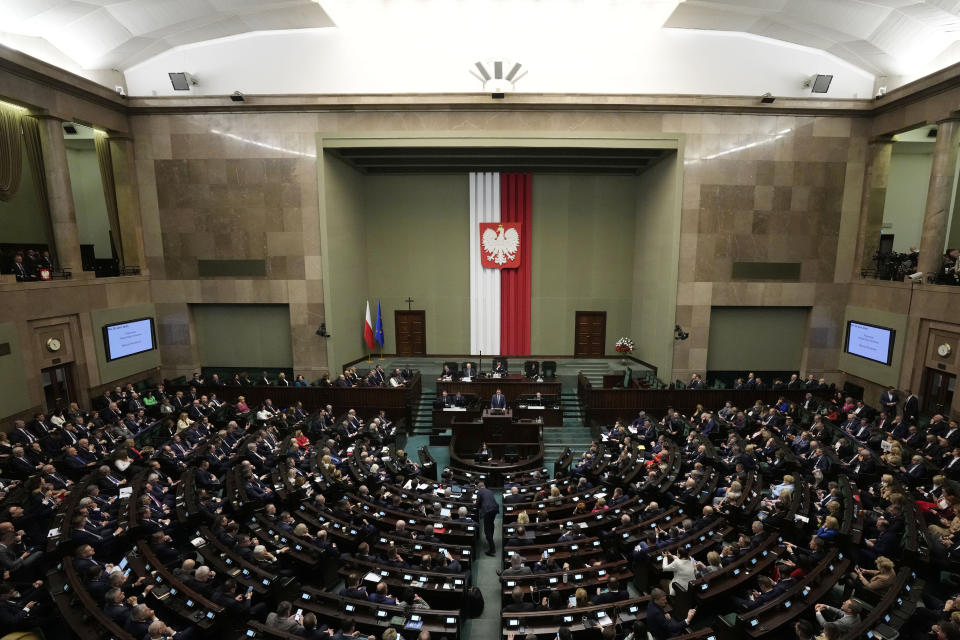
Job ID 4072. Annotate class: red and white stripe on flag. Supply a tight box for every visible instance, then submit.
[363,300,376,350]
[469,172,532,356]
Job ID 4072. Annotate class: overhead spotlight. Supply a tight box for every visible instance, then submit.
[674,325,690,341]
[470,59,527,98]
[875,86,887,100]
[316,323,331,338]
[760,93,775,104]
[928,128,938,138]
[230,91,245,102]
[811,74,833,94]
[168,72,197,91]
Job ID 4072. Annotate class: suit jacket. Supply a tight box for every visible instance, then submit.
[490,393,507,409]
[647,601,687,640]
[903,395,919,422]
[477,488,500,516]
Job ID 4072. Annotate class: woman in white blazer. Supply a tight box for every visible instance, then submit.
[662,547,697,595]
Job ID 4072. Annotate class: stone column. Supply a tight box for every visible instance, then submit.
[109,136,148,274]
[35,115,85,276]
[918,118,960,278]
[855,136,894,275]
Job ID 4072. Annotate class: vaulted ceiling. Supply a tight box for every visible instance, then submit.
[664,0,960,77]
[0,0,333,69]
[3,0,960,94]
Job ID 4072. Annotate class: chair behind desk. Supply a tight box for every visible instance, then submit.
[523,361,540,378]
[541,361,557,378]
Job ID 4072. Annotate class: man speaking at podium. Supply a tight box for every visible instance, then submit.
[491,389,507,410]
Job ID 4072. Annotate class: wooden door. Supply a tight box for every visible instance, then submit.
[923,368,956,415]
[574,311,606,357]
[41,363,75,413]
[395,310,426,356]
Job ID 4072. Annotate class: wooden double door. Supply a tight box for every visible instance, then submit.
[574,311,606,357]
[395,310,426,356]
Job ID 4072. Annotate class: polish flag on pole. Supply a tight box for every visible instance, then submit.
[363,300,376,350]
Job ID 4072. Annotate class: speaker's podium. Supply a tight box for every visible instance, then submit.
[482,408,513,428]
[449,409,543,484]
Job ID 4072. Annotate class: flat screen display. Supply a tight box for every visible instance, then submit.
[844,321,895,365]
[103,318,156,361]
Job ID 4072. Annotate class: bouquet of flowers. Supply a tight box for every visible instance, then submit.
[615,337,634,354]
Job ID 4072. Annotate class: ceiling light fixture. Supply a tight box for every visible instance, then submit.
[470,59,527,98]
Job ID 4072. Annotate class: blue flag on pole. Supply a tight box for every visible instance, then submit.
[374,300,384,347]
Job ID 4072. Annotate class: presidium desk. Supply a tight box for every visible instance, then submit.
[434,375,562,427]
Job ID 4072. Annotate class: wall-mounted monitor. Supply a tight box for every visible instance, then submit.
[103,318,157,362]
[844,320,895,366]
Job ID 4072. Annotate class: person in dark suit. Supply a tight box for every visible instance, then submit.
[475,442,491,461]
[903,390,919,425]
[476,482,499,556]
[0,582,39,631]
[593,578,628,604]
[492,359,507,375]
[10,253,36,282]
[490,389,507,410]
[503,586,536,612]
[460,363,475,380]
[880,387,899,417]
[647,588,695,640]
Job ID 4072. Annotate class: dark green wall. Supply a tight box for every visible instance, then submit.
[0,322,30,419]
[321,154,369,369]
[707,306,810,371]
[318,156,680,365]
[192,304,292,368]
[531,174,638,354]
[365,174,470,354]
[0,145,48,244]
[90,303,162,383]
[838,306,907,387]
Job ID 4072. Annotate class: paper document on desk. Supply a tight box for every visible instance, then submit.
[528,406,545,410]
[444,407,466,412]
[118,487,133,499]
[364,571,381,583]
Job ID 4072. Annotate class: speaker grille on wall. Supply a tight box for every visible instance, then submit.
[0,343,10,357]
[198,260,267,277]
[731,261,802,280]
[811,74,833,94]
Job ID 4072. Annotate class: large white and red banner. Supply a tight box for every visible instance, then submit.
[469,172,532,355]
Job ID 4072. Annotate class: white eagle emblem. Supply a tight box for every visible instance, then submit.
[482,224,520,265]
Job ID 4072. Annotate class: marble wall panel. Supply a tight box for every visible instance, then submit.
[131,106,876,380]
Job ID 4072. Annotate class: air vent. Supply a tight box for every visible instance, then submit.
[197,260,267,277]
[731,261,802,280]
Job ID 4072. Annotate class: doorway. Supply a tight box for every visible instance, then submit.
[574,311,607,357]
[923,368,956,415]
[41,363,75,413]
[395,310,426,356]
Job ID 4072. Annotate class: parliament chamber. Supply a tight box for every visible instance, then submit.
[4,2,960,640]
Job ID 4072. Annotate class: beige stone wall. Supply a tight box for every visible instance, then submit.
[126,110,873,383]
[133,114,325,380]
